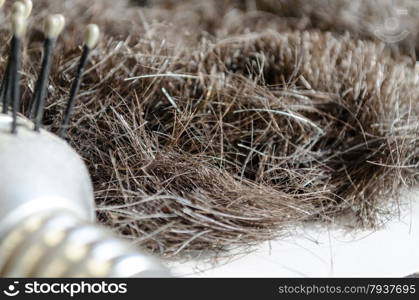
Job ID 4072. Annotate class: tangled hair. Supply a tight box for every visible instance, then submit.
[1,0,418,256]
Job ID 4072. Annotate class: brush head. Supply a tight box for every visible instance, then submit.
[0,112,95,238]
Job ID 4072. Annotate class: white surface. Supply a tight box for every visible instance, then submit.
[170,190,419,277]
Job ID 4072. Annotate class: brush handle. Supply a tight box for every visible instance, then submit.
[0,211,169,277]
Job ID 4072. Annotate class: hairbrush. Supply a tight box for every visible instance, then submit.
[0,0,169,277]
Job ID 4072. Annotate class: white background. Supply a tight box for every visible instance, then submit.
[170,189,419,277]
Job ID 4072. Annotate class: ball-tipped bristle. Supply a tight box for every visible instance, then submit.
[11,1,26,17]
[21,0,33,18]
[54,14,66,35]
[11,14,26,38]
[43,14,65,39]
[84,24,100,49]
[1,0,418,258]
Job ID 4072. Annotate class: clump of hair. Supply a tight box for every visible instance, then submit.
[3,0,418,256]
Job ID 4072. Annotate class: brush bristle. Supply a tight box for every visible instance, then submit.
[84,24,100,49]
[11,1,26,17]
[21,0,33,18]
[11,14,26,37]
[43,14,65,39]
